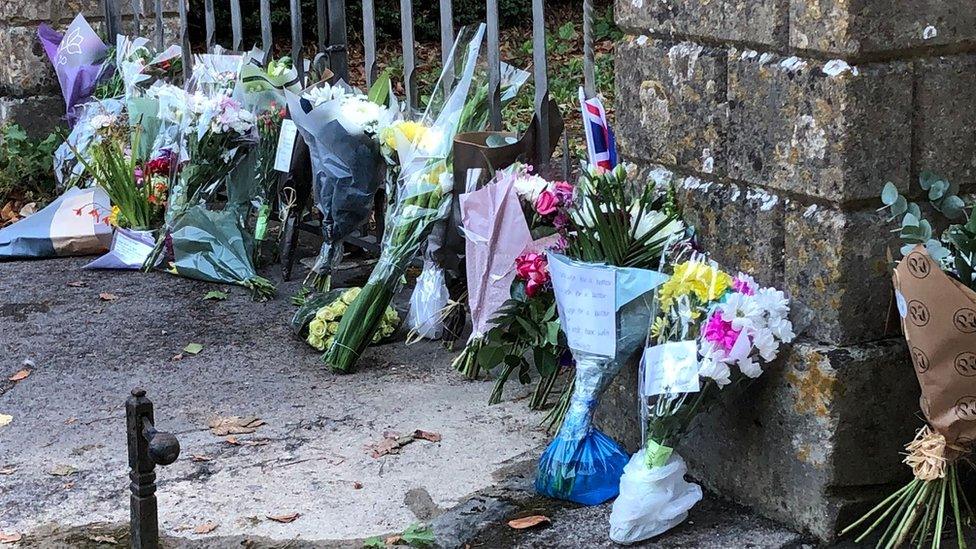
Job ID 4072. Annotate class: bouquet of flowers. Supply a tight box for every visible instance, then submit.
[608,255,794,543]
[322,25,489,373]
[115,35,183,100]
[292,287,400,351]
[535,164,684,505]
[842,174,976,548]
[406,63,531,341]
[285,78,394,290]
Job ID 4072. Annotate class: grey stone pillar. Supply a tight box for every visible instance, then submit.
[0,0,183,137]
[610,0,976,541]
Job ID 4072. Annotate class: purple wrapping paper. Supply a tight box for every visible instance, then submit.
[38,14,109,126]
[459,177,533,339]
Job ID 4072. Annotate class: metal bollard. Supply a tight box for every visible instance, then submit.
[126,388,181,549]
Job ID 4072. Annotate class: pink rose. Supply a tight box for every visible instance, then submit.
[535,190,559,216]
[553,181,574,204]
[514,252,550,297]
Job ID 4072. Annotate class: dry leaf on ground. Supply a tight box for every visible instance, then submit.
[9,369,30,382]
[191,454,212,462]
[208,416,265,436]
[412,430,442,443]
[0,532,22,544]
[193,522,219,534]
[87,534,117,544]
[369,430,442,458]
[225,436,239,445]
[508,515,551,530]
[98,293,118,301]
[266,513,300,523]
[0,467,16,475]
[0,415,11,428]
[67,281,87,287]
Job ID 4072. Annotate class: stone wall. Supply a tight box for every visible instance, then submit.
[0,0,181,137]
[613,0,975,541]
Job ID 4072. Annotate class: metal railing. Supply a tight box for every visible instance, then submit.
[102,0,602,168]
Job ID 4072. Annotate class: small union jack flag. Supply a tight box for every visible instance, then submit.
[579,87,618,171]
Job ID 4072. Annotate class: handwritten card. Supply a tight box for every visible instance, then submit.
[273,119,298,173]
[642,341,700,397]
[548,254,616,357]
[112,230,155,266]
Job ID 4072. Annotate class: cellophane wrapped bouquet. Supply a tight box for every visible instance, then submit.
[452,164,576,430]
[843,174,976,548]
[608,253,794,543]
[322,25,489,373]
[535,164,684,505]
[285,76,394,291]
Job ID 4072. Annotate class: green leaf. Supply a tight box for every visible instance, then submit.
[476,344,507,369]
[901,212,919,228]
[362,537,385,549]
[545,321,560,346]
[919,171,937,191]
[942,195,966,220]
[558,22,577,41]
[401,523,435,547]
[203,290,228,301]
[907,202,922,220]
[880,182,899,206]
[890,195,908,217]
[367,69,392,106]
[533,347,559,377]
[929,179,949,201]
[183,343,204,355]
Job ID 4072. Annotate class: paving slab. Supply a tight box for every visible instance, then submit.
[0,256,548,546]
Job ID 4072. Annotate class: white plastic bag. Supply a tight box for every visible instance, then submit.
[608,449,703,544]
[407,260,451,340]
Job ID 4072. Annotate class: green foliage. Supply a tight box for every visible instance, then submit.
[0,123,61,206]
[363,522,434,548]
[879,172,976,290]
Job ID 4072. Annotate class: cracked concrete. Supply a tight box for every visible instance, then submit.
[0,255,548,546]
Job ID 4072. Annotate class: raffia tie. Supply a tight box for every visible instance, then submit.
[903,425,966,481]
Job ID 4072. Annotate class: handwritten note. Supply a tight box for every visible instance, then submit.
[112,230,155,266]
[273,119,298,173]
[642,341,701,397]
[548,254,616,357]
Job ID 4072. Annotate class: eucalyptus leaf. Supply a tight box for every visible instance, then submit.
[929,179,949,201]
[901,212,919,228]
[942,195,966,220]
[880,182,899,206]
[900,243,916,256]
[890,195,908,217]
[919,171,937,191]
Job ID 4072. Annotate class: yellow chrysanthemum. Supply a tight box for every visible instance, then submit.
[658,260,732,311]
[106,205,121,227]
[383,120,428,151]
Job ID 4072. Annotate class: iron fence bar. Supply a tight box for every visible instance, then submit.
[363,0,378,87]
[178,0,191,77]
[290,0,305,83]
[204,0,215,51]
[316,0,328,58]
[486,0,501,129]
[103,0,121,42]
[399,0,417,111]
[231,0,243,50]
[130,0,141,37]
[439,0,454,96]
[260,0,272,54]
[154,0,164,49]
[531,0,550,166]
[327,0,348,81]
[582,0,596,98]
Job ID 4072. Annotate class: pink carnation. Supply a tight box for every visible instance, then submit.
[703,312,740,352]
[732,274,757,296]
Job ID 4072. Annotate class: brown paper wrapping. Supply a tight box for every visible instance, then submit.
[893,245,976,446]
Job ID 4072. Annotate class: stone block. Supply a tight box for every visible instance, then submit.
[616,37,728,177]
[784,202,897,346]
[0,0,180,25]
[790,0,976,58]
[915,54,976,190]
[684,339,920,541]
[728,50,912,203]
[615,0,789,48]
[0,96,66,137]
[0,26,59,97]
[659,167,787,288]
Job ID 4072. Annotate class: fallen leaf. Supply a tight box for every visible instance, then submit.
[67,280,87,287]
[183,343,204,355]
[208,416,265,436]
[64,417,78,425]
[266,512,300,523]
[0,532,22,544]
[203,290,228,301]
[508,515,550,530]
[352,481,363,489]
[49,464,77,477]
[385,535,403,545]
[98,293,118,301]
[191,454,212,462]
[225,436,239,445]
[171,353,184,362]
[0,467,17,475]
[412,429,442,443]
[88,534,117,544]
[240,439,270,447]
[193,522,219,534]
[0,414,12,428]
[9,369,30,382]
[62,481,75,490]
